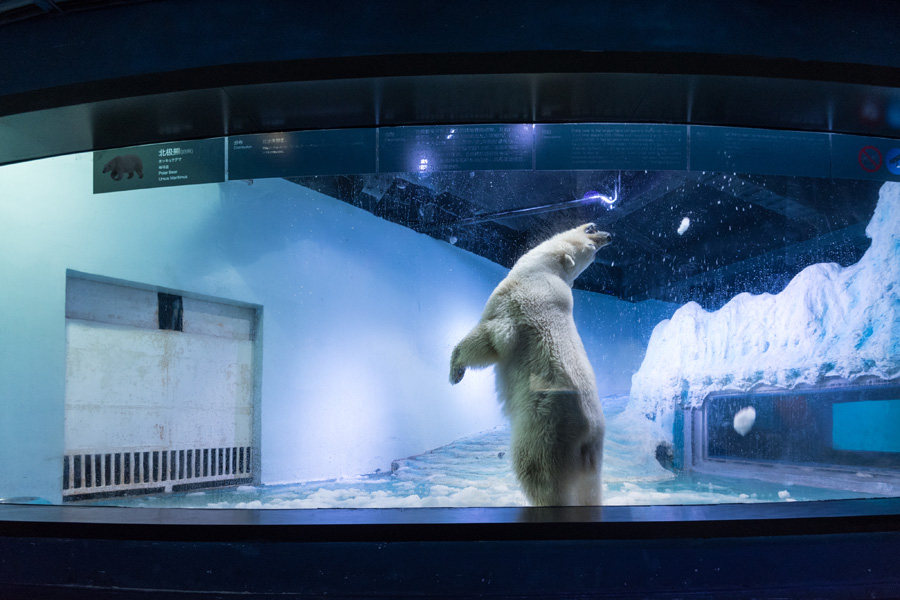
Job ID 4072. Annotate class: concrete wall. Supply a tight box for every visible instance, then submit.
[64,279,256,455]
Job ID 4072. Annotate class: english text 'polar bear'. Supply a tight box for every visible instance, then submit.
[450,223,611,506]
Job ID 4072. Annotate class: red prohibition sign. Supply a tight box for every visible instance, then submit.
[859,145,883,172]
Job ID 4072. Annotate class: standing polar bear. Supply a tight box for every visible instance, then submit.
[450,223,611,506]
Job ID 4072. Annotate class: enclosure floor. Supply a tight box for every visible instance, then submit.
[86,398,881,509]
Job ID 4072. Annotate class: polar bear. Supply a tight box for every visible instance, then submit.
[102,154,143,181]
[450,223,611,506]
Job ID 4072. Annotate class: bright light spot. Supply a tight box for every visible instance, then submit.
[677,217,690,235]
[419,158,429,172]
[583,190,617,205]
[446,129,455,140]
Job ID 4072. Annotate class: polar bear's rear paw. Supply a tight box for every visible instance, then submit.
[450,365,466,384]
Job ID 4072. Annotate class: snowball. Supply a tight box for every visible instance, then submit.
[677,217,690,235]
[733,406,756,436]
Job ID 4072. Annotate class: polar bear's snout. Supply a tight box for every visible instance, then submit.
[584,223,612,248]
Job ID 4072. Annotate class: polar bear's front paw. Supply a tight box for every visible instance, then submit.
[450,365,466,384]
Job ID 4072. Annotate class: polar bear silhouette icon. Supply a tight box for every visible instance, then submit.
[102,154,144,181]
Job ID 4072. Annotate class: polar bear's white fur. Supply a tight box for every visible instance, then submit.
[450,223,611,506]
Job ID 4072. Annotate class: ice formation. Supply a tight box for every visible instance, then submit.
[732,406,756,436]
[630,182,900,441]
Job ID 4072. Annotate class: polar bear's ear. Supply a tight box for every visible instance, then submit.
[562,253,576,272]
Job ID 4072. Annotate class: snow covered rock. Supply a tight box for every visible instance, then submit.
[629,182,900,441]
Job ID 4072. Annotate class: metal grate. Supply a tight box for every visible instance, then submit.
[62,445,253,501]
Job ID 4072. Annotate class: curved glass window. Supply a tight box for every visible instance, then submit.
[1,123,899,508]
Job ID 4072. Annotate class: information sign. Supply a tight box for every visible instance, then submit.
[93,139,225,194]
[228,129,376,180]
[832,134,900,182]
[378,125,533,173]
[691,127,830,178]
[534,124,687,171]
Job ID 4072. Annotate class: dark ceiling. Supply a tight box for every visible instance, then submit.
[294,171,881,309]
[0,1,895,309]
[2,1,900,168]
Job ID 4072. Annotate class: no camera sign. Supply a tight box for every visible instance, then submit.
[858,145,882,173]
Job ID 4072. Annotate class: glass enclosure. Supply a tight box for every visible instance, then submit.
[1,123,899,508]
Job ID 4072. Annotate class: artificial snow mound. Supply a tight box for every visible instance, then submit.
[630,182,900,441]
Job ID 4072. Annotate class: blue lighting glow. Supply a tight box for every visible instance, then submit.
[583,189,617,205]
[582,172,621,206]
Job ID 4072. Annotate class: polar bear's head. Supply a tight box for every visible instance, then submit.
[558,223,612,279]
[518,222,611,285]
